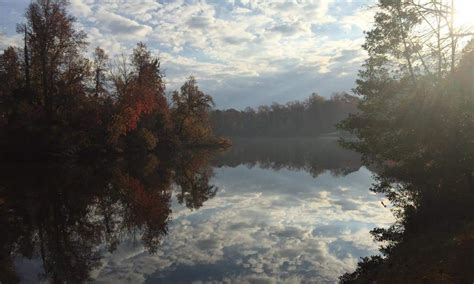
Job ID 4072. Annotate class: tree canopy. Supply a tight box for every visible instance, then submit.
[0,0,225,161]
[339,0,474,281]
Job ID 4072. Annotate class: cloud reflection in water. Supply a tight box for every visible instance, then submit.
[93,164,394,283]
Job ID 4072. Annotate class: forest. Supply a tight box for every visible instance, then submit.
[338,0,474,282]
[211,93,358,137]
[0,0,227,161]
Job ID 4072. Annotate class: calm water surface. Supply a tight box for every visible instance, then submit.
[9,138,394,283]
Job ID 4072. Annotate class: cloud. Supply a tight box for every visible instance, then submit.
[119,0,161,20]
[69,0,92,17]
[340,6,377,31]
[221,35,253,45]
[95,9,152,40]
[187,16,214,29]
[0,0,376,108]
[0,33,22,51]
[267,21,309,36]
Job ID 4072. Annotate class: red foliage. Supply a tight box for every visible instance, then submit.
[122,174,170,227]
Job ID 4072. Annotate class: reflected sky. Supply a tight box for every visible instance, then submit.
[91,166,393,283]
[11,139,395,283]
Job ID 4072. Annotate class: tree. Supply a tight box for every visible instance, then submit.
[108,43,168,147]
[92,47,109,98]
[171,77,215,144]
[348,0,474,129]
[339,0,474,281]
[22,0,88,116]
[0,0,224,158]
[0,48,22,129]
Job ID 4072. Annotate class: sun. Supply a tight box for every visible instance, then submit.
[454,0,474,27]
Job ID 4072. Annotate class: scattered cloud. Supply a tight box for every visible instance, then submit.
[94,9,153,40]
[0,0,377,108]
[69,0,92,17]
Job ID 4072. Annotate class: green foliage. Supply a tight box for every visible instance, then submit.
[171,77,215,145]
[341,40,474,195]
[339,0,474,281]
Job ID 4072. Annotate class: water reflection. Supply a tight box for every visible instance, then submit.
[2,139,394,283]
[139,166,391,283]
[340,165,474,282]
[0,151,217,283]
[213,137,362,177]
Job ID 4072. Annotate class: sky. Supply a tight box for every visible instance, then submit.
[0,0,376,109]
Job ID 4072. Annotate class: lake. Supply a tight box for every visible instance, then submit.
[6,138,394,283]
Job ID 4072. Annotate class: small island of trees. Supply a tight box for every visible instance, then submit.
[0,0,228,161]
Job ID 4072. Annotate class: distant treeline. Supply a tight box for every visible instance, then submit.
[210,93,359,137]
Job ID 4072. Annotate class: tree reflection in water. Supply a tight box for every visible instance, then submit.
[0,150,219,283]
[213,137,363,177]
[340,172,474,283]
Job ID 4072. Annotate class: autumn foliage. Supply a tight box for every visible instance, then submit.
[0,0,222,160]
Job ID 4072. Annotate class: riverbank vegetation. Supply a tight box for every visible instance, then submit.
[339,0,474,282]
[0,0,228,161]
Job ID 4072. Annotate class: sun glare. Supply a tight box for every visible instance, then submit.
[454,0,474,27]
